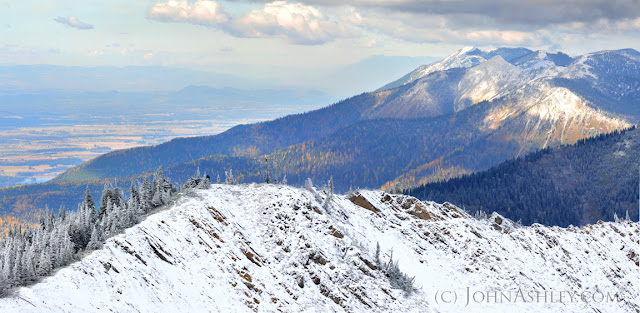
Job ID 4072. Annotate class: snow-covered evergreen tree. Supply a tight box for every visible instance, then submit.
[225,168,236,185]
[0,172,176,294]
[86,226,103,250]
[141,176,153,213]
[625,210,631,222]
[198,174,211,189]
[37,248,52,277]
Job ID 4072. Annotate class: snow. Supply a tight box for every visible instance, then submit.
[561,55,598,79]
[0,184,637,313]
[399,47,488,87]
[455,55,523,111]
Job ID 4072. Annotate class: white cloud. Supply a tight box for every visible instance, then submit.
[54,16,94,30]
[148,0,356,45]
[148,0,229,26]
[226,1,357,44]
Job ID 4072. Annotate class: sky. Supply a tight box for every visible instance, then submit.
[1,0,640,77]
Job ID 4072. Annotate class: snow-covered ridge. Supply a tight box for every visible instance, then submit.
[1,184,638,313]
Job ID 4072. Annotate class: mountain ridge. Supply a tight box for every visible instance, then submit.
[0,184,637,312]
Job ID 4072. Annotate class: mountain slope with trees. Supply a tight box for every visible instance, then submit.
[408,127,640,226]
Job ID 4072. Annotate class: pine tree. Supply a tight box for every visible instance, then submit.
[198,174,211,189]
[0,267,7,295]
[37,248,52,277]
[113,187,125,209]
[99,185,113,217]
[151,184,163,207]
[87,226,103,250]
[88,228,101,250]
[58,227,74,266]
[12,247,22,285]
[625,210,630,222]
[161,179,172,204]
[129,181,143,217]
[153,167,164,192]
[225,168,236,185]
[84,185,95,213]
[141,177,153,213]
[22,245,37,282]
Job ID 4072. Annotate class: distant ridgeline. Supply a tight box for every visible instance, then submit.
[408,126,640,227]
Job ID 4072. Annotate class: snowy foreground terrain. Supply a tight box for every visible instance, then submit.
[0,184,638,312]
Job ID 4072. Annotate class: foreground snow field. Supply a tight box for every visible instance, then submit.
[0,184,637,312]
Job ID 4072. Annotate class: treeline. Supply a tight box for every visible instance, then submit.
[408,126,639,226]
[0,168,177,295]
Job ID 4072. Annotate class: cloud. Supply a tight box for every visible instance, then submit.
[337,8,550,46]
[148,0,356,44]
[146,0,640,48]
[148,0,229,26]
[238,0,640,27]
[225,1,357,44]
[54,16,94,30]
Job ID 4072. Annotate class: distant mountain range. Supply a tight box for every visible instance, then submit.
[409,127,639,226]
[0,55,438,98]
[1,47,639,227]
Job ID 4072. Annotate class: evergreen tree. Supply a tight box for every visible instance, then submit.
[0,174,175,292]
[99,185,113,217]
[84,185,95,213]
[198,174,211,189]
[626,210,631,222]
[141,177,153,213]
[37,248,52,277]
[225,168,236,185]
[0,267,7,295]
[87,226,103,250]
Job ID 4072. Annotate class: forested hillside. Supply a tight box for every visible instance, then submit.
[56,93,382,181]
[409,127,640,226]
